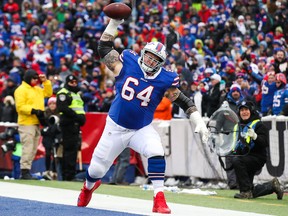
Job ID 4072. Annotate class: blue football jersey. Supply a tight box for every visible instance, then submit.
[108,50,179,129]
[261,81,277,113]
[272,88,288,115]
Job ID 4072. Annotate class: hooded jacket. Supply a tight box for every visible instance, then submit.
[238,102,268,163]
[14,70,53,125]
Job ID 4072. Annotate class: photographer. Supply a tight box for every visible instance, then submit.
[14,70,53,180]
[232,100,283,199]
[41,97,62,180]
[0,127,21,179]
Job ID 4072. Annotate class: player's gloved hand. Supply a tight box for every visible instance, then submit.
[190,111,210,145]
[246,128,257,140]
[31,108,44,118]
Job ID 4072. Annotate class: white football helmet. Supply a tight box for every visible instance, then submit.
[140,42,167,75]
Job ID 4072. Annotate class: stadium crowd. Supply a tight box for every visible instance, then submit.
[0,0,288,118]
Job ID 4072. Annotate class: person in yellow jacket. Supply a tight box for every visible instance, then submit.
[56,75,85,181]
[14,69,53,179]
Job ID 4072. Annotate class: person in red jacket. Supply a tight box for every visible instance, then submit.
[137,24,155,48]
[198,3,211,23]
[3,0,19,14]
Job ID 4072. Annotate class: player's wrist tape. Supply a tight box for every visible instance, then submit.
[105,19,123,36]
[174,92,196,115]
[98,40,114,58]
[186,106,198,116]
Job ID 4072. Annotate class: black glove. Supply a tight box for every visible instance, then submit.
[31,109,44,118]
[76,114,86,126]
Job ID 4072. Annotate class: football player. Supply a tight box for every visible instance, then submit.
[77,19,209,214]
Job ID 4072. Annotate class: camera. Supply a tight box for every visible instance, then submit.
[49,115,60,125]
[41,115,62,148]
[0,127,18,154]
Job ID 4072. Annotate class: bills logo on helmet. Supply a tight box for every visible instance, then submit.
[156,43,163,52]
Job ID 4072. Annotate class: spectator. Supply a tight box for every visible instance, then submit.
[3,0,20,14]
[273,49,288,77]
[84,11,105,35]
[1,77,18,99]
[100,88,115,112]
[137,23,155,46]
[189,81,202,116]
[9,59,23,86]
[261,71,277,116]
[83,80,102,112]
[198,3,211,23]
[272,73,288,115]
[154,91,172,120]
[9,13,25,37]
[114,37,125,54]
[179,24,195,51]
[46,62,58,77]
[196,22,207,40]
[148,0,163,23]
[56,75,86,181]
[202,73,222,117]
[154,26,165,44]
[109,148,131,185]
[59,64,72,83]
[236,15,246,36]
[231,1,247,19]
[32,43,52,73]
[14,70,52,179]
[165,22,179,54]
[72,18,86,42]
[41,97,62,181]
[21,0,32,21]
[225,84,245,112]
[223,83,244,189]
[232,100,283,200]
[127,27,139,50]
[0,39,10,58]
[10,34,26,61]
[1,95,17,122]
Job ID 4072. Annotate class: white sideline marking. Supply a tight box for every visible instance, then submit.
[0,182,272,216]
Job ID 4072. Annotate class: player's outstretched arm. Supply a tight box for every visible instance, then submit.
[168,88,209,144]
[98,19,123,76]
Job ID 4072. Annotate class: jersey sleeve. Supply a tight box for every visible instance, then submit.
[163,68,179,88]
[284,89,288,104]
[171,73,180,88]
[118,49,134,63]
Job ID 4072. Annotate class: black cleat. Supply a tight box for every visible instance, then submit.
[272,178,284,200]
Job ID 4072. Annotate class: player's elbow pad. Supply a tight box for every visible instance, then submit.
[174,92,195,114]
[98,40,114,58]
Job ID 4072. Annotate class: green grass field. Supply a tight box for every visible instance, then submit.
[1,180,286,216]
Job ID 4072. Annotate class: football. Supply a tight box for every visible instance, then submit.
[103,3,132,20]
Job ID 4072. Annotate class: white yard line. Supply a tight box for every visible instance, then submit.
[0,182,272,216]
